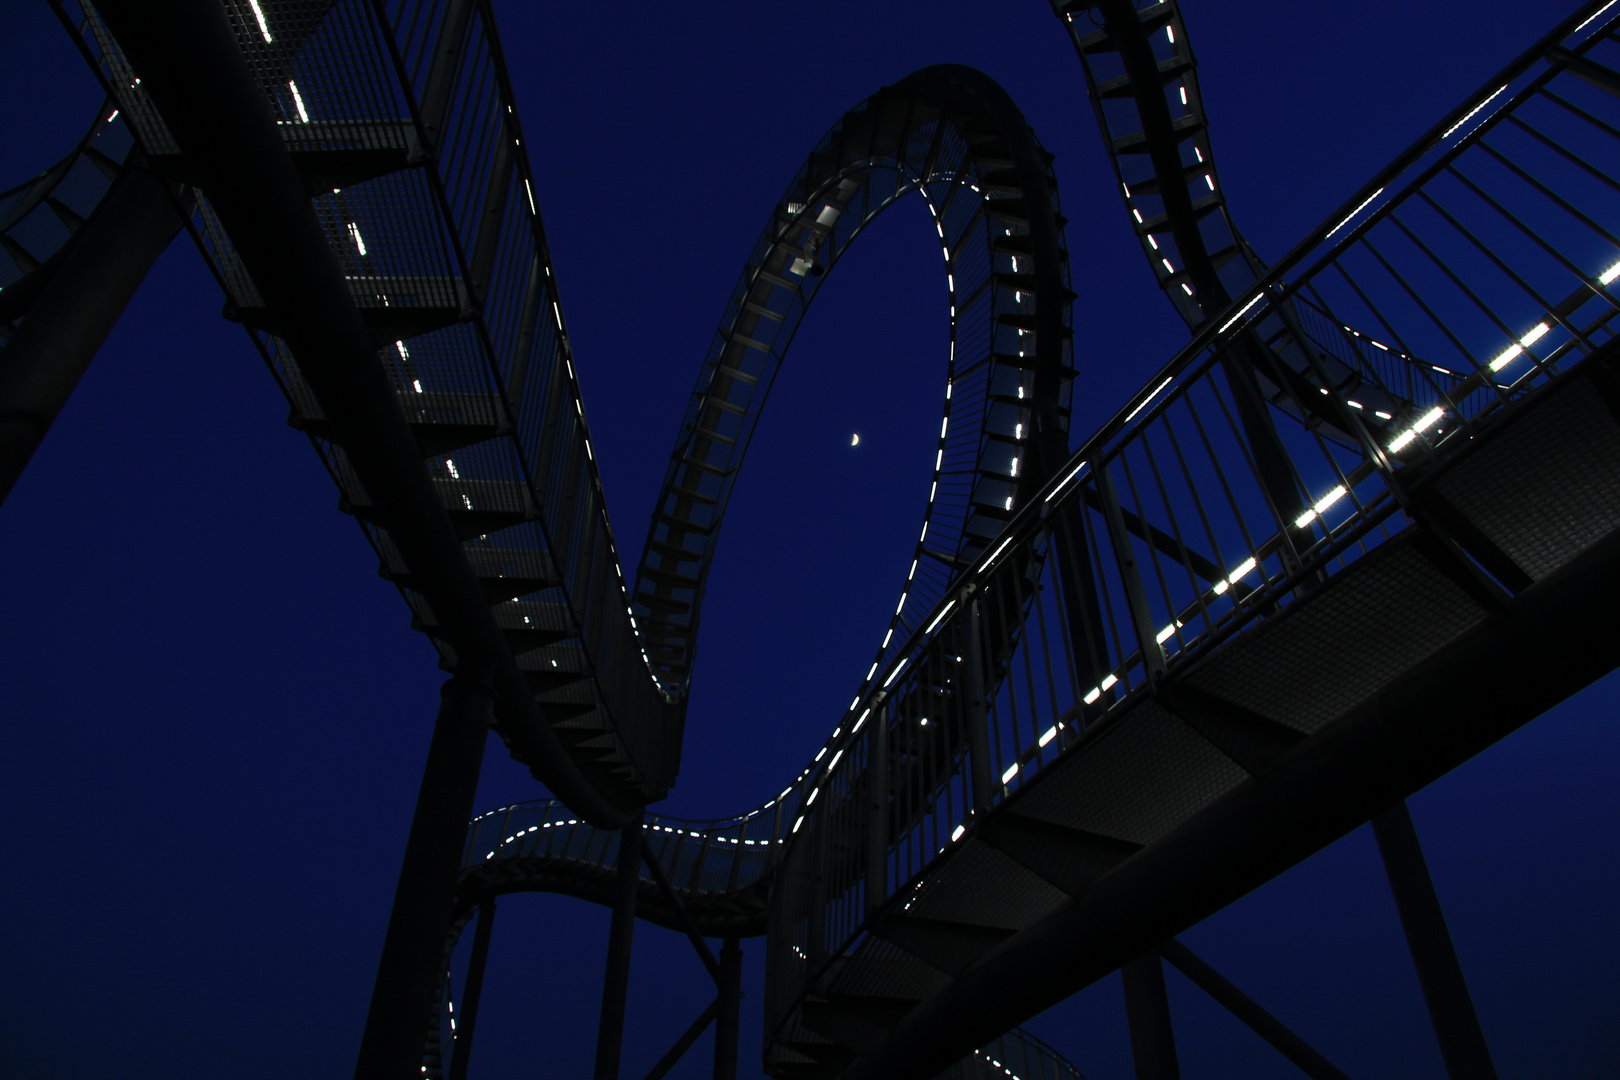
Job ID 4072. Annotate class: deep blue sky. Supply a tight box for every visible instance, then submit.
[1,1,1615,1077]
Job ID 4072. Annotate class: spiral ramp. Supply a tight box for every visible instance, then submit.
[10,0,1620,1077]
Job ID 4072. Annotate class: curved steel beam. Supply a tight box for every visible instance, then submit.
[70,2,1075,825]
[0,164,186,504]
[840,507,1620,1079]
[629,63,1076,704]
[88,0,635,829]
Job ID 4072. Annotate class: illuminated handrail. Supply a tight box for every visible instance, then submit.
[764,0,1620,1059]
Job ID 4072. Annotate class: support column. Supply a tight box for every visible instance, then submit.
[1158,939,1349,1080]
[446,899,496,1080]
[356,676,494,1080]
[1372,801,1498,1080]
[713,937,743,1080]
[593,817,643,1080]
[1121,953,1180,1080]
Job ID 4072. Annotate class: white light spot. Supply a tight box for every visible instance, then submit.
[249,0,273,41]
[1490,322,1550,372]
[288,80,310,123]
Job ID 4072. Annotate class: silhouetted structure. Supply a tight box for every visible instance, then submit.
[9,0,1620,1077]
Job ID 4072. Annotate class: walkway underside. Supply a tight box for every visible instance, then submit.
[812,356,1620,1078]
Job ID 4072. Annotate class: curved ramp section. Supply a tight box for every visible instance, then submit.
[0,101,135,338]
[66,2,1073,821]
[1053,0,1460,447]
[428,4,1620,1076]
[48,1,1620,1076]
[1056,0,1265,326]
[455,799,780,938]
[775,4,1620,1076]
[631,66,1076,697]
[435,800,1090,1080]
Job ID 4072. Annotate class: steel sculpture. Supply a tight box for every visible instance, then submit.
[8,0,1620,1077]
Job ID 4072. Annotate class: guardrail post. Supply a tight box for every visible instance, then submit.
[713,938,743,1080]
[446,899,496,1080]
[1096,466,1166,684]
[1372,802,1498,1080]
[865,703,889,920]
[963,599,995,812]
[593,816,644,1080]
[416,0,478,155]
[1121,951,1182,1080]
[808,808,828,966]
[355,675,493,1080]
[1050,498,1115,698]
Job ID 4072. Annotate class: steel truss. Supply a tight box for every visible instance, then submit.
[11,0,1620,1077]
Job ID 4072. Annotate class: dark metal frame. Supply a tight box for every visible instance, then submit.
[28,0,1620,1077]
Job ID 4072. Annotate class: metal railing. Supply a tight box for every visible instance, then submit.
[464,798,785,897]
[64,0,678,792]
[446,4,1620,1061]
[764,0,1620,1049]
[0,98,134,334]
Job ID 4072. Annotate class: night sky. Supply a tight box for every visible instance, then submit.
[2,2,1616,1077]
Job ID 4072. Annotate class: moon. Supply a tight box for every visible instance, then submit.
[850,433,860,446]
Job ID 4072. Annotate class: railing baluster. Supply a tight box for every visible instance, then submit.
[1097,463,1165,685]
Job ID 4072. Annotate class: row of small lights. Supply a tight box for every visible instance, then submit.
[480,0,1618,872]
[251,6,1048,839]
[251,0,672,693]
[465,8,1620,1025]
[1065,4,1208,302]
[788,167,1056,837]
[1377,254,1619,455]
[480,813,781,865]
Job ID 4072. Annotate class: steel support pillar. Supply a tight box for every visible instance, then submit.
[713,938,743,1080]
[594,818,644,1080]
[644,1000,720,1080]
[446,899,496,1080]
[1121,953,1181,1080]
[1372,801,1498,1080]
[90,0,634,833]
[354,676,493,1079]
[0,167,185,506]
[1158,939,1350,1080]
